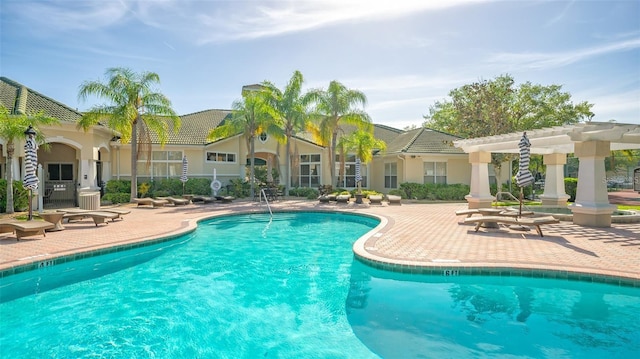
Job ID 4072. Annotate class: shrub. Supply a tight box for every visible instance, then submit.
[102,193,131,204]
[0,180,29,213]
[565,178,578,202]
[105,180,131,194]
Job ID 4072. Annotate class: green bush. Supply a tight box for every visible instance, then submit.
[184,178,212,195]
[102,193,131,204]
[228,178,250,198]
[565,178,578,202]
[0,179,30,213]
[105,180,131,194]
[391,182,470,201]
[288,187,318,199]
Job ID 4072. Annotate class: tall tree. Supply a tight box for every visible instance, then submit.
[207,88,281,198]
[340,129,387,193]
[77,68,180,201]
[261,70,310,196]
[0,106,59,213]
[424,74,594,180]
[305,81,372,187]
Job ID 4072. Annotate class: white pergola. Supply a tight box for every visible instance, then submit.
[454,122,640,227]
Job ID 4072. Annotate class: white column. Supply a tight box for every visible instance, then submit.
[465,151,494,209]
[539,153,570,207]
[569,141,615,227]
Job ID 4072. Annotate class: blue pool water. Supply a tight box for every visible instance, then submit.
[1,211,639,358]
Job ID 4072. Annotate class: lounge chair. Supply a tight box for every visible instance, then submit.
[133,198,169,207]
[62,211,120,226]
[368,194,383,205]
[336,194,351,204]
[215,196,235,203]
[386,195,402,205]
[0,219,54,240]
[463,215,559,237]
[192,196,215,204]
[318,195,330,203]
[156,197,190,206]
[59,208,130,221]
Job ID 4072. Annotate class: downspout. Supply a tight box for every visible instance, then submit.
[397,154,406,187]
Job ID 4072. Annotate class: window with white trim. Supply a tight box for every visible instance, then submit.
[299,154,321,188]
[335,154,366,188]
[423,161,447,184]
[137,150,183,179]
[384,162,397,188]
[206,151,236,163]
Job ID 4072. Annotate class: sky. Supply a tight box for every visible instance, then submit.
[1,0,639,129]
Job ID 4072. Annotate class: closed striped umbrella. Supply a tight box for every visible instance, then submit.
[355,157,362,184]
[23,136,39,191]
[515,132,534,218]
[180,155,188,194]
[180,155,188,184]
[515,132,534,187]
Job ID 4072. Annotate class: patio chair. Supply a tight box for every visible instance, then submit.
[62,211,120,226]
[133,198,169,207]
[368,194,383,205]
[5,220,54,240]
[156,197,190,206]
[386,195,402,205]
[336,194,351,204]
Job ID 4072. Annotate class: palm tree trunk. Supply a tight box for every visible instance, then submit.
[130,115,139,200]
[250,135,256,199]
[285,139,291,196]
[330,132,338,187]
[5,143,15,214]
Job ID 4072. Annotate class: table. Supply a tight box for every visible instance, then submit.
[40,212,65,231]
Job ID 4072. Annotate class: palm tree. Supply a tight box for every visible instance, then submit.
[77,68,180,201]
[305,81,372,187]
[261,70,310,196]
[340,129,387,194]
[207,88,281,198]
[0,106,59,213]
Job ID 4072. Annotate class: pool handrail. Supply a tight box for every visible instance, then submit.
[260,188,273,218]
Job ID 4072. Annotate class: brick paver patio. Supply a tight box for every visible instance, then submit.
[1,199,638,283]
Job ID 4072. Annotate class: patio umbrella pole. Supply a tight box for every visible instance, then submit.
[28,189,33,221]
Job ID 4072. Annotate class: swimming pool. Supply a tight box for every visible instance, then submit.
[1,211,639,358]
[348,261,640,358]
[0,212,381,358]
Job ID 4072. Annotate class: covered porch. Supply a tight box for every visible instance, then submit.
[454,122,640,227]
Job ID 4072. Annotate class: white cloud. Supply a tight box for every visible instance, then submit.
[194,0,486,44]
[12,1,130,31]
[488,38,640,71]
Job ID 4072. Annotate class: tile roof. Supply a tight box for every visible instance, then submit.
[0,77,82,123]
[385,127,464,154]
[1,77,463,154]
[149,109,232,145]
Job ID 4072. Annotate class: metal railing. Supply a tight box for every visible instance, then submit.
[260,188,273,218]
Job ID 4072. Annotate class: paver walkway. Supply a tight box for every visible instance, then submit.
[1,199,638,283]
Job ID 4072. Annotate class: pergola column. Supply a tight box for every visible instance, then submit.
[569,140,615,227]
[465,151,494,209]
[539,153,570,207]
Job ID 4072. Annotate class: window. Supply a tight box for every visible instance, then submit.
[258,132,268,143]
[384,162,397,188]
[336,154,366,188]
[424,161,447,184]
[206,151,236,163]
[48,163,74,181]
[299,154,321,187]
[137,151,183,179]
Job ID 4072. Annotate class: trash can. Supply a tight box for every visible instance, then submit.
[79,192,100,210]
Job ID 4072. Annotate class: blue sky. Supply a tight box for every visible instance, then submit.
[1,0,639,129]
